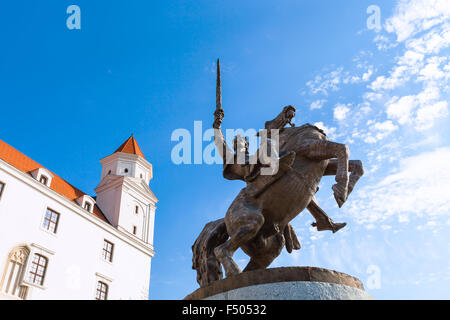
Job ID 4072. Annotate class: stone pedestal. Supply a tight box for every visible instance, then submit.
[185,267,373,300]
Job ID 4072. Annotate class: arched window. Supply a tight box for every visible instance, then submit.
[0,246,30,299]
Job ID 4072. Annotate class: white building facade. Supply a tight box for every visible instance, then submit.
[0,135,157,300]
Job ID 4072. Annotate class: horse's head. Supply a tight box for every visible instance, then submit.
[264,105,296,130]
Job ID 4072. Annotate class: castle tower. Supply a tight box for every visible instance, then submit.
[95,135,158,245]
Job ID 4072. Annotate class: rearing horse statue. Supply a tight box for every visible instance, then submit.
[192,60,364,288]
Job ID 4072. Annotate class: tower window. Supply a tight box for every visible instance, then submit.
[133,226,137,235]
[39,175,48,186]
[96,281,108,300]
[0,181,5,200]
[42,208,60,234]
[140,174,143,179]
[108,170,112,175]
[124,168,129,173]
[27,254,48,286]
[102,240,114,262]
[84,202,92,212]
[135,206,139,214]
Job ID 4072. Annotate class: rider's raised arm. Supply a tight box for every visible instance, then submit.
[213,110,234,163]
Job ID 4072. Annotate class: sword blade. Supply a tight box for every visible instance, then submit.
[216,59,222,111]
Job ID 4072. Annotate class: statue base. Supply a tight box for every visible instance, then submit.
[184,267,373,300]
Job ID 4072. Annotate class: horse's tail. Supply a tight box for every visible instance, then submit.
[192,218,228,287]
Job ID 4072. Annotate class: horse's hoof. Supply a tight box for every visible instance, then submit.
[332,184,347,207]
[225,267,242,278]
[214,246,241,278]
[222,259,242,278]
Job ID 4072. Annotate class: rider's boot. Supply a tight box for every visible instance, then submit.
[307,199,347,233]
[311,220,347,233]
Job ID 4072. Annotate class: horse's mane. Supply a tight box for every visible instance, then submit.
[281,123,327,137]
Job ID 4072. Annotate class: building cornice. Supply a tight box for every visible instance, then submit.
[95,175,158,204]
[100,152,152,171]
[0,159,155,257]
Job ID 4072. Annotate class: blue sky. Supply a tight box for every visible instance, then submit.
[0,0,449,299]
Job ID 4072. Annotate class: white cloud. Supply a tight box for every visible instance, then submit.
[386,85,448,130]
[313,121,337,139]
[417,56,448,81]
[305,64,374,96]
[372,120,398,132]
[374,34,398,51]
[384,0,450,42]
[415,100,448,130]
[333,103,351,121]
[363,92,382,102]
[398,50,424,66]
[362,120,399,144]
[362,68,374,81]
[386,95,417,125]
[367,0,450,132]
[405,23,450,55]
[345,147,450,226]
[310,99,327,110]
[342,66,374,84]
[306,67,343,95]
[369,64,415,91]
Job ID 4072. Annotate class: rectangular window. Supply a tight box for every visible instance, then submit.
[135,206,139,214]
[102,240,114,262]
[133,226,137,235]
[84,202,91,212]
[42,208,60,234]
[39,175,48,185]
[95,281,108,300]
[27,254,48,286]
[0,182,4,199]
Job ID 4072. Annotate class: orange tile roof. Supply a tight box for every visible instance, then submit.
[0,139,109,224]
[114,135,146,159]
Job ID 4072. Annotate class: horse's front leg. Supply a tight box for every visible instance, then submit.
[298,140,349,207]
[325,159,364,196]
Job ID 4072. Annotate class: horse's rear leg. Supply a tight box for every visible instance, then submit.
[299,140,350,207]
[242,232,285,272]
[214,211,264,277]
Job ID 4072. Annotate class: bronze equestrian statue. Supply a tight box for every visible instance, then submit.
[192,60,364,288]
